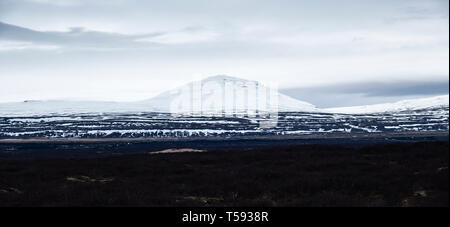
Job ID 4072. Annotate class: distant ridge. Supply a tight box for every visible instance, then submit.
[325,95,449,114]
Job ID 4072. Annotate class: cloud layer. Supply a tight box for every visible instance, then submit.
[0,0,448,105]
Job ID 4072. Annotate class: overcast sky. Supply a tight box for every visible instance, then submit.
[0,0,448,107]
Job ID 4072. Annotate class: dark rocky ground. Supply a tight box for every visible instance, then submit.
[0,139,448,207]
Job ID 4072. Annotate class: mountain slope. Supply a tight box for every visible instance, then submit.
[324,95,449,114]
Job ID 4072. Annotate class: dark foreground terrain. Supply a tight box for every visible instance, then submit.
[0,140,448,207]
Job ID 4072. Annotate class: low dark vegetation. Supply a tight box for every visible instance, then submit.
[0,141,448,206]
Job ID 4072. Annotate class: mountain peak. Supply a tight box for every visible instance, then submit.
[202,75,252,83]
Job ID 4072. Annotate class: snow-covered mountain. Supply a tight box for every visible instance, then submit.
[139,75,318,113]
[325,95,449,114]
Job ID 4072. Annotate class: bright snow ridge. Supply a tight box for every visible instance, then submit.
[324,95,449,114]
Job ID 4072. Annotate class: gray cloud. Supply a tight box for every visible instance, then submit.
[384,0,448,23]
[0,21,164,50]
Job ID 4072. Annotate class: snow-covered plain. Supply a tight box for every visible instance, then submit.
[0,108,448,138]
